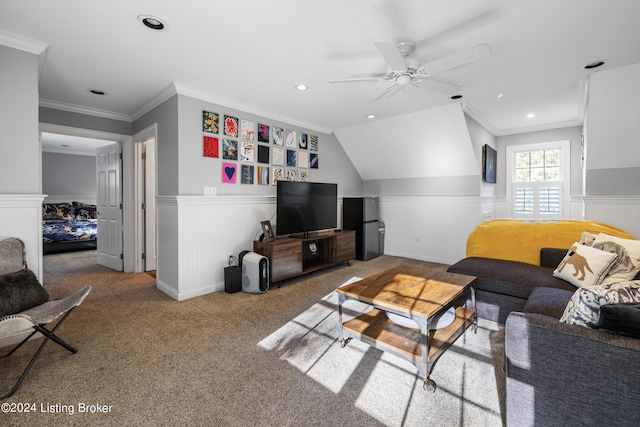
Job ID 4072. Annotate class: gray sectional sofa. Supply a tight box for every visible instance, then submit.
[446,220,640,427]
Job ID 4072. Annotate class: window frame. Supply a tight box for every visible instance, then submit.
[506,140,571,219]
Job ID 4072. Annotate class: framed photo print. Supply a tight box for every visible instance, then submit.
[261,220,275,242]
[482,144,497,183]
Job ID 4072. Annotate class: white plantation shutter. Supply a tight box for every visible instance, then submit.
[507,140,570,220]
[513,183,561,218]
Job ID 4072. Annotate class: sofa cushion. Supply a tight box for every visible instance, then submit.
[592,233,640,284]
[560,281,640,328]
[596,303,640,338]
[0,269,50,317]
[553,242,618,288]
[524,287,574,319]
[447,257,575,299]
[540,248,569,269]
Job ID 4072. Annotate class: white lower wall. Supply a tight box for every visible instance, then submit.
[379,196,487,265]
[156,195,350,301]
[492,195,639,238]
[154,194,640,301]
[582,196,640,239]
[0,195,45,280]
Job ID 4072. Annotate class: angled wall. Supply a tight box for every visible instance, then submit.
[586,63,640,195]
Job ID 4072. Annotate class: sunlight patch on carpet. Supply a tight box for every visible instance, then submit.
[258,276,503,426]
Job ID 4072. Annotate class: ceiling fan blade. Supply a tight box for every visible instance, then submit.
[370,84,402,103]
[374,41,407,70]
[329,76,390,84]
[422,44,490,75]
[414,78,460,94]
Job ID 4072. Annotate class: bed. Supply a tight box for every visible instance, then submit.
[42,202,97,254]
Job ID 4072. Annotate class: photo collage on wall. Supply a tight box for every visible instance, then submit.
[202,110,319,185]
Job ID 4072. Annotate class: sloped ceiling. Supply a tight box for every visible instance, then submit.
[334,103,477,180]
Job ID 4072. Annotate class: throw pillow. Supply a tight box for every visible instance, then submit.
[0,269,50,317]
[72,201,98,219]
[0,237,26,275]
[592,233,640,284]
[42,202,74,220]
[560,281,640,328]
[597,303,640,338]
[580,231,597,246]
[553,242,618,288]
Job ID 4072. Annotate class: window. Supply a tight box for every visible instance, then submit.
[506,141,570,219]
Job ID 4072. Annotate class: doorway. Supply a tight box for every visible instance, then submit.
[39,123,139,272]
[133,124,157,272]
[134,125,157,272]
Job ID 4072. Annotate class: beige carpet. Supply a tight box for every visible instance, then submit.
[1,251,505,426]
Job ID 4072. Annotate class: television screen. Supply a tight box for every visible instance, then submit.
[276,181,337,237]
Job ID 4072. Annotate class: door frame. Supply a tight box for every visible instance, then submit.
[39,123,137,272]
[133,124,158,272]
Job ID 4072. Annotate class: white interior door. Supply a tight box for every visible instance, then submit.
[144,139,157,271]
[97,142,123,271]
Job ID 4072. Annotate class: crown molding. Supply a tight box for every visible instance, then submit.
[0,30,48,54]
[463,103,499,136]
[172,83,333,134]
[39,98,132,122]
[130,83,179,121]
[464,102,582,137]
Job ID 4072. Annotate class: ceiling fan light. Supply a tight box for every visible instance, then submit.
[397,74,411,86]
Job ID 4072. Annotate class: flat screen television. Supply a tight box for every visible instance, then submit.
[276,181,338,237]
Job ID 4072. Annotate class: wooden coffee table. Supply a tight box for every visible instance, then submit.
[336,265,477,392]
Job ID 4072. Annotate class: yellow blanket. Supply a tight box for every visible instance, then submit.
[466,219,635,266]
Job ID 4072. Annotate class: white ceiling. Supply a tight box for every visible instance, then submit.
[2,0,640,136]
[41,133,111,156]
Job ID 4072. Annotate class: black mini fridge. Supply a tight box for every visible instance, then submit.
[343,197,379,261]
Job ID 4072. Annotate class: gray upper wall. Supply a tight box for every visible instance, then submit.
[133,95,180,197]
[42,152,96,197]
[40,107,132,136]
[0,45,39,194]
[133,94,363,198]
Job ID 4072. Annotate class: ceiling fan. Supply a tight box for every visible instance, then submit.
[330,41,490,102]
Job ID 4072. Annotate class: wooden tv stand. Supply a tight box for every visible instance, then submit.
[253,230,355,283]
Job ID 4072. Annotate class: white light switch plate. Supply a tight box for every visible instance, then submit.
[204,187,217,196]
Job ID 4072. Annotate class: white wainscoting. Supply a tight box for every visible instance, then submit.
[491,195,639,238]
[155,195,350,301]
[379,196,487,265]
[154,194,640,301]
[0,195,45,280]
[582,196,640,238]
[156,195,276,300]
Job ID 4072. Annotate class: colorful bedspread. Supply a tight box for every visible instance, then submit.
[43,219,97,244]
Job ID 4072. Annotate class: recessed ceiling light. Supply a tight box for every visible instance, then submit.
[138,15,167,31]
[527,113,535,119]
[585,60,605,69]
[88,88,107,95]
[366,114,376,119]
[295,84,308,91]
[451,94,463,100]
[497,93,504,99]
